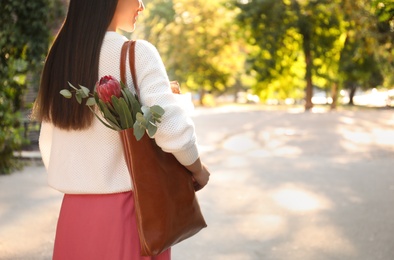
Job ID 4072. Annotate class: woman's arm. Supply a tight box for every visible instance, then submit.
[133,40,199,165]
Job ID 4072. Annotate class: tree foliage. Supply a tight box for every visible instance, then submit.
[0,0,63,174]
[233,0,393,108]
[234,0,343,109]
[137,0,245,104]
[337,0,390,104]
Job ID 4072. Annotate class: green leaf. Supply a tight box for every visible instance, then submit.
[76,92,82,104]
[95,91,115,114]
[79,85,90,98]
[143,111,152,123]
[141,106,150,115]
[133,121,146,141]
[119,97,134,127]
[86,106,117,130]
[150,105,165,116]
[104,115,122,130]
[120,89,131,107]
[68,82,78,91]
[60,89,72,98]
[98,99,121,129]
[86,97,96,106]
[96,97,106,111]
[129,94,142,121]
[136,112,147,124]
[147,122,158,137]
[111,97,127,129]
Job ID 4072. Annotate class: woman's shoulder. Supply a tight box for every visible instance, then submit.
[134,40,162,60]
[134,39,156,50]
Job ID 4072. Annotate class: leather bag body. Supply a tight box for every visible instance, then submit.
[119,41,207,256]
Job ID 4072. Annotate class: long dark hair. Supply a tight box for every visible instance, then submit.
[33,0,118,130]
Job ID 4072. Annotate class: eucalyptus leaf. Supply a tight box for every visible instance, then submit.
[136,112,147,125]
[86,97,96,106]
[141,106,150,115]
[68,82,78,91]
[147,123,158,137]
[60,89,72,98]
[133,121,145,141]
[76,92,82,104]
[79,85,90,98]
[143,110,152,122]
[150,105,165,116]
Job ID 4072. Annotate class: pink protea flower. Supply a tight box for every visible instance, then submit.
[95,75,122,103]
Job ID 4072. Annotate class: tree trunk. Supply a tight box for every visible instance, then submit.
[330,82,338,110]
[199,88,205,106]
[293,0,313,111]
[348,82,357,105]
[233,76,242,103]
[303,39,313,111]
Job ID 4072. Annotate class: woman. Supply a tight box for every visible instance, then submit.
[33,0,210,259]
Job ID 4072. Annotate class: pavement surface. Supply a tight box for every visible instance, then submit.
[1,105,394,260]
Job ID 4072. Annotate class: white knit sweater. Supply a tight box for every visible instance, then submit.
[39,32,199,194]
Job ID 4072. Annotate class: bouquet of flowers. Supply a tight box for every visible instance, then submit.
[60,75,164,140]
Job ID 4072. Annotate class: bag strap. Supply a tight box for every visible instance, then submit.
[120,40,139,96]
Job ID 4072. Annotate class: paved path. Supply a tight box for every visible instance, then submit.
[1,106,394,259]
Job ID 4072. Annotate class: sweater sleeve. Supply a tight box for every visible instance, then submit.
[132,40,199,166]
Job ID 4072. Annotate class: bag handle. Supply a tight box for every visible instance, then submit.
[120,40,139,96]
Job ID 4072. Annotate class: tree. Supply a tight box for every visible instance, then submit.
[338,0,390,105]
[234,0,342,110]
[372,0,394,88]
[0,0,64,174]
[137,0,245,105]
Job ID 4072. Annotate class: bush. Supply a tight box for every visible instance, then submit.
[0,92,26,174]
[0,0,63,174]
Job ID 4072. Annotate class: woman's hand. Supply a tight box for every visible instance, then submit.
[191,163,210,191]
[170,81,181,94]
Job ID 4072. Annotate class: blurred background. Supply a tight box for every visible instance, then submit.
[1,1,394,259]
[1,0,393,174]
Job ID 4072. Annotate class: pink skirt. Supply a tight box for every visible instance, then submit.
[53,191,170,260]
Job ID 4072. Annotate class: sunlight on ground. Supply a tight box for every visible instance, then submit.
[222,130,303,158]
[269,223,358,259]
[196,108,394,259]
[371,129,394,146]
[289,224,357,257]
[236,214,288,241]
[208,172,358,258]
[272,146,303,157]
[337,116,394,152]
[271,184,333,213]
[222,132,260,152]
[222,155,250,168]
[213,252,255,260]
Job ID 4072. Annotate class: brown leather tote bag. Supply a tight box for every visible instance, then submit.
[118,40,207,256]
